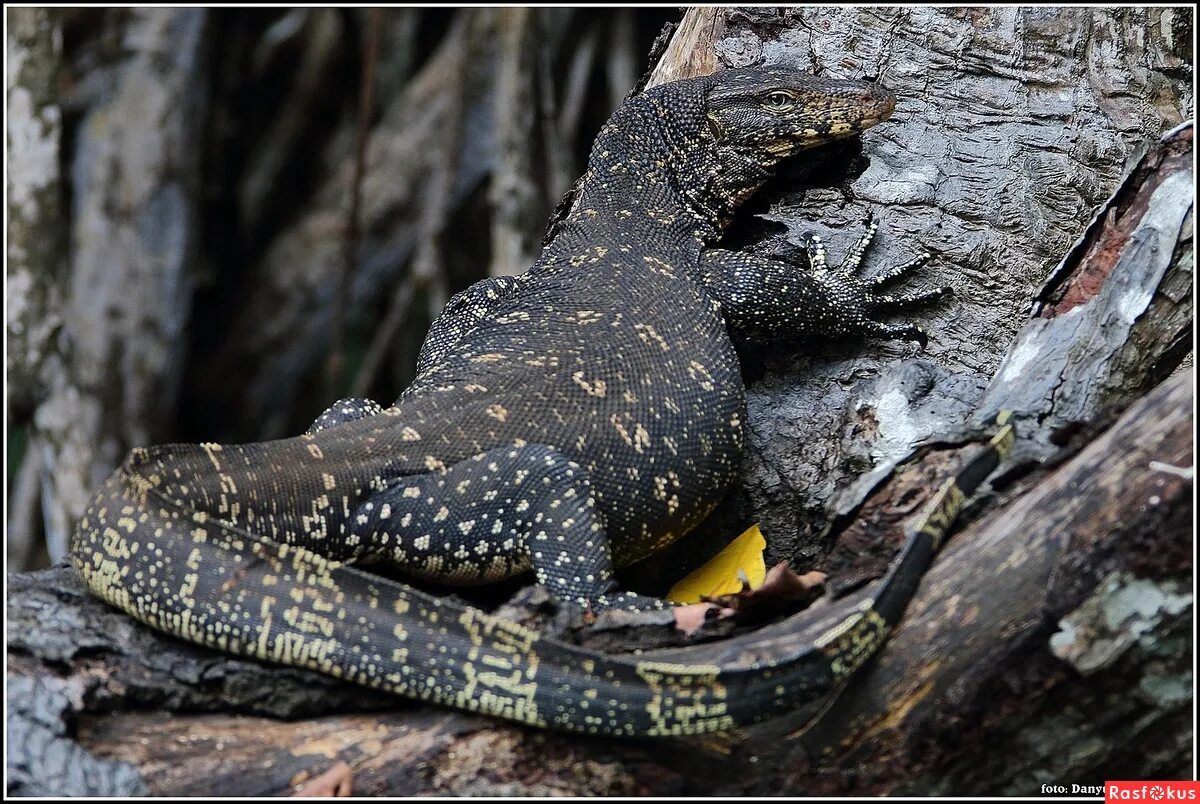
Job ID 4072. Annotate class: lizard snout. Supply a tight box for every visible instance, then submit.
[861,84,896,126]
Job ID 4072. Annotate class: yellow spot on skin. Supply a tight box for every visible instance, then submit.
[486,404,509,423]
[572,372,607,397]
[632,423,651,453]
[635,323,670,351]
[610,416,633,448]
[643,255,676,277]
[687,360,715,391]
[575,310,603,325]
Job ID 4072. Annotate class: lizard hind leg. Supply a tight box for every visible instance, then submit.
[352,444,666,612]
[307,397,386,435]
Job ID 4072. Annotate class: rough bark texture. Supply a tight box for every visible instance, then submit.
[12,9,211,564]
[6,7,65,571]
[6,6,1194,797]
[764,371,1193,795]
[6,7,65,420]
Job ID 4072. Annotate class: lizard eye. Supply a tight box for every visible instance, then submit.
[762,91,796,113]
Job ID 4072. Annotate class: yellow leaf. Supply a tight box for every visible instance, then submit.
[668,524,767,603]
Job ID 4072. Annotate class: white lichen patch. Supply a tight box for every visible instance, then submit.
[867,388,920,462]
[6,15,60,223]
[1116,287,1155,325]
[1000,330,1042,383]
[6,84,61,221]
[1049,571,1191,675]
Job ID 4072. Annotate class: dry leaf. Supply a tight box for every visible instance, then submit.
[668,524,767,603]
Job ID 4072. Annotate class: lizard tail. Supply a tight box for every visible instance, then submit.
[70,458,842,736]
[70,415,1014,737]
[868,411,1016,631]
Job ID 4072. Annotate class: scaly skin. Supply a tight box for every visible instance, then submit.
[70,66,981,736]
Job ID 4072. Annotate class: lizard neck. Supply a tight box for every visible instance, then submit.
[548,77,756,258]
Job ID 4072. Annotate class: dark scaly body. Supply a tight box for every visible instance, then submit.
[71,66,998,736]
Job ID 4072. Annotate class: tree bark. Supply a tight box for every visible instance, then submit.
[6,7,65,420]
[10,8,211,564]
[5,7,64,570]
[6,5,1193,796]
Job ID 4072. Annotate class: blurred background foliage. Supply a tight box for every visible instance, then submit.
[6,7,678,570]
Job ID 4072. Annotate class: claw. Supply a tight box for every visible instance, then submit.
[868,251,932,288]
[865,321,929,348]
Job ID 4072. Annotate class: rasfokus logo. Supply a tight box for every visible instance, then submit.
[1106,782,1200,802]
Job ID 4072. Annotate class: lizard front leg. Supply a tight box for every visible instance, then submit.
[700,218,949,346]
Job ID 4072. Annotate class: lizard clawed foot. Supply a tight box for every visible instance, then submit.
[797,220,951,347]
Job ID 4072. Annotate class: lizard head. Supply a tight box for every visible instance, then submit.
[672,65,894,233]
[704,65,895,160]
[555,65,896,245]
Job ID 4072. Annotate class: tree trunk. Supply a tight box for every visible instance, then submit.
[8,9,211,566]
[6,6,65,570]
[6,6,1193,796]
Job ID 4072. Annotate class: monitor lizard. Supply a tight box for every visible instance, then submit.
[70,65,1012,737]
